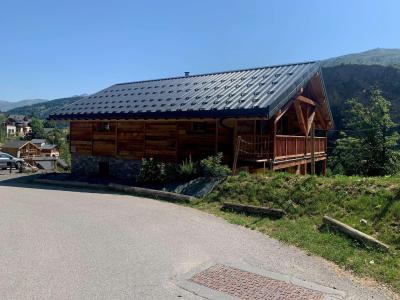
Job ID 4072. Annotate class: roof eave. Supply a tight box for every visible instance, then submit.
[49,107,270,121]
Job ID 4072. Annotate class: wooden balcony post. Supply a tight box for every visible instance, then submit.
[232,136,241,175]
[311,122,315,175]
[322,159,327,176]
[273,117,277,160]
[285,137,288,157]
[215,119,219,154]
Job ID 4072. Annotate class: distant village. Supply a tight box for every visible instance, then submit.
[0,114,68,171]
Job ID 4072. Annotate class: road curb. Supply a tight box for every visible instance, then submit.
[32,178,195,203]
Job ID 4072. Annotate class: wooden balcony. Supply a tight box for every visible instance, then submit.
[237,135,327,162]
[275,135,326,160]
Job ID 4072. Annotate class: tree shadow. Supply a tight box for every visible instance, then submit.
[0,173,123,196]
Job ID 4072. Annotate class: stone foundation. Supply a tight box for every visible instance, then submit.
[71,154,141,181]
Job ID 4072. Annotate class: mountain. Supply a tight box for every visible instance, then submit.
[322,64,400,129]
[0,99,47,112]
[322,48,400,68]
[6,96,85,119]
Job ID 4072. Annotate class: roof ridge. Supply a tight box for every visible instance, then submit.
[113,61,317,86]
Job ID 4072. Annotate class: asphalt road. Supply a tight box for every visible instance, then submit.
[0,179,395,299]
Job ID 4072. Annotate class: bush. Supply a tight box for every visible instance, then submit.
[200,153,231,178]
[137,158,197,183]
[178,156,198,179]
[137,158,166,184]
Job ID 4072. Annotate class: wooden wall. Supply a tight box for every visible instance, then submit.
[70,119,249,163]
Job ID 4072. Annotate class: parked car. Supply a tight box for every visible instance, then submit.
[0,152,24,170]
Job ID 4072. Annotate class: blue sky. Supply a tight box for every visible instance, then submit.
[1,0,399,101]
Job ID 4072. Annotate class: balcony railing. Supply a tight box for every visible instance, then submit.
[238,135,271,161]
[238,135,326,161]
[275,135,326,160]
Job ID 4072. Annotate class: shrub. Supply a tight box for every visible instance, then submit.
[178,156,198,179]
[164,163,179,182]
[200,153,231,178]
[137,158,166,184]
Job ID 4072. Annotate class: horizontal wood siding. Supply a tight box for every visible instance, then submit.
[70,121,92,155]
[145,123,177,162]
[92,121,116,156]
[117,122,145,159]
[178,121,216,161]
[217,126,232,164]
[69,119,328,166]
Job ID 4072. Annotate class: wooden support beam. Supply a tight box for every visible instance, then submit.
[274,101,292,124]
[296,95,316,106]
[294,100,307,136]
[307,108,316,136]
[310,122,315,175]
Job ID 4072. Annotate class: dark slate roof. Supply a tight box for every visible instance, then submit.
[8,115,30,122]
[1,140,30,149]
[41,144,58,150]
[50,62,325,120]
[31,139,47,144]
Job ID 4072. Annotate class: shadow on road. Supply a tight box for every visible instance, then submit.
[0,173,123,196]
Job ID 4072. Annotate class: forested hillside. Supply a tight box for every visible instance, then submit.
[6,96,84,119]
[322,48,400,68]
[322,64,400,129]
[0,99,46,112]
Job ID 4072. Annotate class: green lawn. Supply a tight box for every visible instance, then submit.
[189,172,400,294]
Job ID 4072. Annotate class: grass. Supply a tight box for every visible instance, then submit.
[189,172,400,294]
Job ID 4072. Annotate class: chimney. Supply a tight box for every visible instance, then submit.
[184,72,190,77]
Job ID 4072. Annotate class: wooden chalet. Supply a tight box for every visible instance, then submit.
[50,62,333,179]
[1,140,41,159]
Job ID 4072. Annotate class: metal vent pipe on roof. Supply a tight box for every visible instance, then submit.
[184,72,190,77]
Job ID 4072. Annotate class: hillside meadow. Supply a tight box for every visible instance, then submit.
[190,173,400,293]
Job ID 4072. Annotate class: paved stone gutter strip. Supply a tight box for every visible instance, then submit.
[32,178,194,203]
[222,202,285,218]
[191,264,325,300]
[177,262,345,300]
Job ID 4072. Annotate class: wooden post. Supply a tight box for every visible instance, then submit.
[143,122,147,158]
[300,163,306,175]
[273,117,277,162]
[311,122,315,175]
[322,159,327,176]
[115,121,118,156]
[232,119,238,163]
[91,121,94,155]
[215,119,219,154]
[304,106,309,157]
[232,136,241,175]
